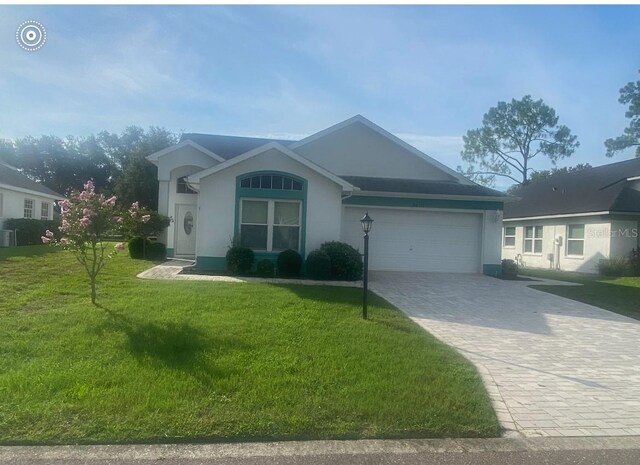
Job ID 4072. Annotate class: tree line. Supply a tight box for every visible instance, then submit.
[0,126,178,210]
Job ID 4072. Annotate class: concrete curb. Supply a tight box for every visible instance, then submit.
[1,437,640,461]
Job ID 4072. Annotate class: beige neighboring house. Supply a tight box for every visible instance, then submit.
[0,162,64,232]
[502,158,640,273]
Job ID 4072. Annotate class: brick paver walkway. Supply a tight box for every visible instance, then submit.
[371,272,640,438]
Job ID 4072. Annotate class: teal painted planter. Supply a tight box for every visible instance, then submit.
[196,256,226,272]
[166,248,174,258]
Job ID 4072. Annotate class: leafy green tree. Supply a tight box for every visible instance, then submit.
[459,95,579,187]
[605,69,640,157]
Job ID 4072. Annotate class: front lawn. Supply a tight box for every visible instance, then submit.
[0,247,499,444]
[521,268,640,321]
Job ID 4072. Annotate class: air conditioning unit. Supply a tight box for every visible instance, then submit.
[0,230,14,248]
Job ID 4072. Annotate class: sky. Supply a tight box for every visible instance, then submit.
[1,5,639,190]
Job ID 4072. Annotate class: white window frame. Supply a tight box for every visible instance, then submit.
[239,198,301,252]
[566,224,585,257]
[524,225,543,255]
[23,198,34,219]
[503,226,516,248]
[41,201,50,220]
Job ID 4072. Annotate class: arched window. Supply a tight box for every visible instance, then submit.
[239,174,303,191]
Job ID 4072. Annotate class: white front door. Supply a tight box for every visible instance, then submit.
[175,204,197,256]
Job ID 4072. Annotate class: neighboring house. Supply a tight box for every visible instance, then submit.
[147,115,509,274]
[503,158,640,273]
[0,162,63,229]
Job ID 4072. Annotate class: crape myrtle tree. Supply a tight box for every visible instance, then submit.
[605,69,640,158]
[42,180,151,305]
[458,95,580,187]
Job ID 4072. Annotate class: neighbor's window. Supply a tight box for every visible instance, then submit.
[23,198,34,218]
[240,174,303,191]
[240,199,300,252]
[567,224,585,256]
[41,202,50,220]
[524,226,543,254]
[176,176,197,194]
[503,226,516,247]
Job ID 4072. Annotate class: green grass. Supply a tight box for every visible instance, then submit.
[521,268,640,321]
[0,247,500,444]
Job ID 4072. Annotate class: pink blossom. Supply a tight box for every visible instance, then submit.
[45,229,54,238]
[84,180,95,192]
[82,208,96,217]
[59,220,70,232]
[112,216,123,224]
[79,190,91,200]
[79,217,92,228]
[58,199,71,211]
[114,242,125,250]
[60,237,69,245]
[141,214,151,223]
[104,196,117,207]
[130,201,139,210]
[41,236,50,244]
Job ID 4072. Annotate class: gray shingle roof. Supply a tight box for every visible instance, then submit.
[0,163,64,198]
[504,158,640,219]
[340,176,507,198]
[180,133,297,160]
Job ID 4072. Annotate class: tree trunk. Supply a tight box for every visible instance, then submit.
[91,277,97,305]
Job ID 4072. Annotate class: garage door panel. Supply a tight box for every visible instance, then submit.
[341,207,482,273]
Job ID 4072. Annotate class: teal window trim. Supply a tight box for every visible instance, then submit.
[235,171,308,257]
[343,195,503,211]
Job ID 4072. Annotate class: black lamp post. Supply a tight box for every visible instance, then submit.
[360,212,373,319]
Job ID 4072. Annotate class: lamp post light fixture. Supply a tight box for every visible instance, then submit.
[360,211,373,319]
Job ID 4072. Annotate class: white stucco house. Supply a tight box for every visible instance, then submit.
[0,162,63,229]
[147,115,509,275]
[502,158,640,273]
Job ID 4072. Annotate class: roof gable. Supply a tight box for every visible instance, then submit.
[188,142,354,191]
[290,115,472,184]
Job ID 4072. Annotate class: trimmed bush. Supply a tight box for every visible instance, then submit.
[501,259,518,277]
[306,249,331,280]
[128,237,152,259]
[3,218,60,246]
[226,246,254,275]
[320,241,363,281]
[256,259,275,278]
[598,256,631,277]
[277,249,302,277]
[147,242,167,261]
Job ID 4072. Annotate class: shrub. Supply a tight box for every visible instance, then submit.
[320,241,363,281]
[147,242,167,261]
[501,259,518,277]
[226,246,254,275]
[256,259,275,278]
[277,249,302,277]
[3,218,60,246]
[306,249,332,280]
[128,237,152,259]
[598,256,632,277]
[630,248,640,277]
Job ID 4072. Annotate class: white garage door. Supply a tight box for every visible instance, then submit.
[341,207,482,273]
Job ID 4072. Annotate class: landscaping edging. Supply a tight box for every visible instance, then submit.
[137,260,362,287]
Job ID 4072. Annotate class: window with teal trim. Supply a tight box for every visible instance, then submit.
[240,174,303,191]
[240,199,301,252]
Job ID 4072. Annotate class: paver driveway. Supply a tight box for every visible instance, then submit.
[370,272,640,438]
